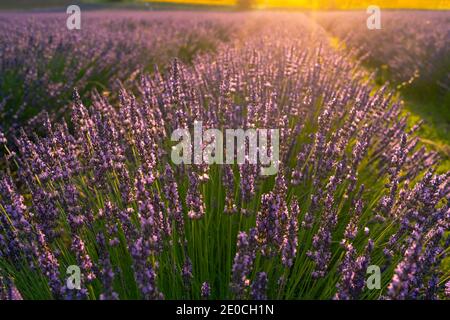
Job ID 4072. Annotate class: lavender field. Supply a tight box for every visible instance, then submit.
[314,11,450,165]
[0,10,449,300]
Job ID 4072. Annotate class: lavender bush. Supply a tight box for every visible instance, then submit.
[0,11,232,135]
[314,11,450,97]
[0,12,449,300]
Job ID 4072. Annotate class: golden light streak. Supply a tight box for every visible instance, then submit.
[142,0,450,10]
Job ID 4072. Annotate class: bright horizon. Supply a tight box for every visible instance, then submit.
[143,0,450,10]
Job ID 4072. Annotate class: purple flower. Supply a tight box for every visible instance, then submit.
[445,281,450,298]
[281,199,300,268]
[335,240,373,300]
[231,229,257,299]
[162,165,184,236]
[201,281,211,299]
[186,171,205,220]
[387,228,422,299]
[256,173,288,256]
[0,277,22,300]
[35,229,63,298]
[71,235,96,284]
[251,272,268,300]
[343,185,365,241]
[129,238,164,300]
[97,234,119,300]
[239,161,257,204]
[223,165,237,214]
[182,257,193,288]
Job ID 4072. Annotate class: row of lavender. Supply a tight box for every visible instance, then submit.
[0,12,449,299]
[314,11,450,97]
[0,11,232,136]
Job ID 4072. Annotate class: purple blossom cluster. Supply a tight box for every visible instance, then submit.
[231,229,258,299]
[201,281,211,299]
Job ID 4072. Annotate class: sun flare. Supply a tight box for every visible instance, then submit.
[143,0,450,9]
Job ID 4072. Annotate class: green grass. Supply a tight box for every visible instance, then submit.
[403,96,450,172]
[0,0,76,10]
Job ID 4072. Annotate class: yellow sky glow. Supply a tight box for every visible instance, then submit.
[143,0,450,9]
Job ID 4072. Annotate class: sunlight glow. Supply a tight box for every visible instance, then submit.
[143,0,450,10]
